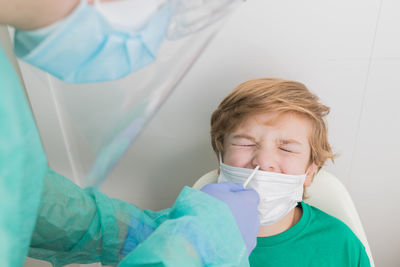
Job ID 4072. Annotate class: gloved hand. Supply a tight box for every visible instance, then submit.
[200,182,260,255]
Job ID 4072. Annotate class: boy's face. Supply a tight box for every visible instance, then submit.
[222,111,318,186]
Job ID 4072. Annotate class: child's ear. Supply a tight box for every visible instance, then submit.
[304,163,318,187]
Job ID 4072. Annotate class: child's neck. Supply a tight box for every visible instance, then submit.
[257,206,302,237]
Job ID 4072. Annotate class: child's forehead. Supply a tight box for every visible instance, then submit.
[240,111,313,128]
[228,111,313,142]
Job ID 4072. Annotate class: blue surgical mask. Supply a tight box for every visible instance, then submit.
[14,0,173,83]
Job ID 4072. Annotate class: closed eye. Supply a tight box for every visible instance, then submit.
[233,144,256,147]
[279,147,293,153]
[230,134,257,148]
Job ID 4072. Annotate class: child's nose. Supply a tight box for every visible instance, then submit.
[251,148,279,172]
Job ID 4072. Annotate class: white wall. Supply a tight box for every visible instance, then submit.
[2,0,399,266]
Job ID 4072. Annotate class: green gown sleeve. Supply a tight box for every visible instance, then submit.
[119,186,250,267]
[1,38,248,267]
[0,44,47,267]
[29,167,164,266]
[29,167,249,267]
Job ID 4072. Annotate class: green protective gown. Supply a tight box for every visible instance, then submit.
[0,43,47,267]
[0,45,249,266]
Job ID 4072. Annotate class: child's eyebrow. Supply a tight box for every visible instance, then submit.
[278,138,303,145]
[231,134,256,142]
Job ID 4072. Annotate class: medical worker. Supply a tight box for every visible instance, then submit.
[0,0,260,266]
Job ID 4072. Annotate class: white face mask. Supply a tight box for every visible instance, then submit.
[217,156,306,226]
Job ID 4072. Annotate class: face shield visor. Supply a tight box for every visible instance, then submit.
[15,0,244,187]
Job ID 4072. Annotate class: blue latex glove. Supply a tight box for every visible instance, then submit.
[200,182,260,255]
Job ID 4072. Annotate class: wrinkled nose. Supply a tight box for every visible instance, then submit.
[251,148,279,172]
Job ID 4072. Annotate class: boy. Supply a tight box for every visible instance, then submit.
[210,78,370,266]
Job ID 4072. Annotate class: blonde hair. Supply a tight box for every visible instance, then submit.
[210,78,335,168]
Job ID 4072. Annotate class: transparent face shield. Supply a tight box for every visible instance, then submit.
[17,0,244,187]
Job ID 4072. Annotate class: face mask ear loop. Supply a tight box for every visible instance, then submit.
[219,152,223,165]
[305,164,314,178]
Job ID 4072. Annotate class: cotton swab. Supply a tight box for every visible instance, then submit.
[243,165,260,189]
